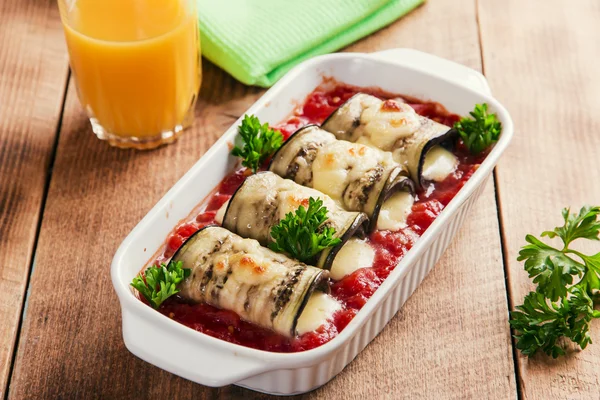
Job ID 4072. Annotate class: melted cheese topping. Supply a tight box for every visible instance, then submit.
[312,140,392,201]
[230,255,272,285]
[296,292,342,335]
[359,101,421,150]
[329,238,375,281]
[421,145,458,182]
[376,192,414,231]
[276,190,335,220]
[228,241,280,285]
[215,200,229,225]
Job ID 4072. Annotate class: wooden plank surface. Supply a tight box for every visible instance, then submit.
[7,0,516,399]
[478,0,600,398]
[0,0,69,397]
[6,62,260,400]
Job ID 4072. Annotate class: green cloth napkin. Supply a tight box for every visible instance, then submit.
[197,0,424,87]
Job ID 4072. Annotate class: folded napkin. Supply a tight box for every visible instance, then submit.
[197,0,424,87]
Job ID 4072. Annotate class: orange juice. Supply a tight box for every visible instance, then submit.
[59,0,201,147]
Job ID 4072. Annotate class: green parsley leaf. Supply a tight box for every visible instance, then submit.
[231,114,284,173]
[510,206,600,357]
[269,197,342,263]
[510,288,600,358]
[542,206,600,247]
[454,103,502,154]
[131,260,191,309]
[577,253,600,293]
[518,235,584,301]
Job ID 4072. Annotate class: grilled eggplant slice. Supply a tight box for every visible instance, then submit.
[219,171,368,270]
[172,226,336,337]
[321,93,382,142]
[322,93,459,189]
[269,125,414,231]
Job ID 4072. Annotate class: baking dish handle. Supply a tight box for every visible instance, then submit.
[369,48,492,96]
[121,305,269,387]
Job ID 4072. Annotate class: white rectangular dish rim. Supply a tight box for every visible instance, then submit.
[111,48,513,392]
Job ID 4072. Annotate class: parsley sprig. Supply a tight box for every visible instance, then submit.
[510,206,600,358]
[231,114,283,173]
[454,103,502,154]
[131,260,191,309]
[269,197,342,263]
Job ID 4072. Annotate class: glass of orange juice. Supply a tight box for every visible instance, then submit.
[58,0,202,149]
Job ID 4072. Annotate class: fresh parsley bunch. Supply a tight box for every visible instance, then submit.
[510,206,600,357]
[131,260,191,309]
[231,114,283,173]
[269,197,341,263]
[454,103,502,154]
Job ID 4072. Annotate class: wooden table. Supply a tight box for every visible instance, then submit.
[2,0,600,398]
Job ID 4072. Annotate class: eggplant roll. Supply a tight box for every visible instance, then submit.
[321,93,459,188]
[173,226,341,337]
[268,125,414,231]
[217,171,368,270]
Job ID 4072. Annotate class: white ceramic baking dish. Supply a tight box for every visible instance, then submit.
[111,48,513,395]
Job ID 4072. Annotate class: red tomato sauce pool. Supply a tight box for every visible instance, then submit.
[150,83,487,352]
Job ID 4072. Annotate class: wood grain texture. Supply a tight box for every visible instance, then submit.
[7,0,515,399]
[6,61,261,400]
[478,0,600,398]
[0,0,69,397]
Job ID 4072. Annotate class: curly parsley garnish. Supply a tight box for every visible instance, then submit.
[510,206,600,358]
[231,114,283,173]
[454,103,502,154]
[269,197,341,263]
[131,260,191,309]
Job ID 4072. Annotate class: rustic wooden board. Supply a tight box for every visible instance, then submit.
[7,0,516,398]
[0,0,69,396]
[478,0,600,398]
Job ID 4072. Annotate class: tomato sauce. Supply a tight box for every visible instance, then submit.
[149,83,486,352]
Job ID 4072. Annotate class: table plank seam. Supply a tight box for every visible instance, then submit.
[3,72,71,400]
[475,0,486,77]
[493,168,523,400]
[476,1,522,397]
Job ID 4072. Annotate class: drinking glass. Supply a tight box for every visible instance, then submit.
[58,0,202,149]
